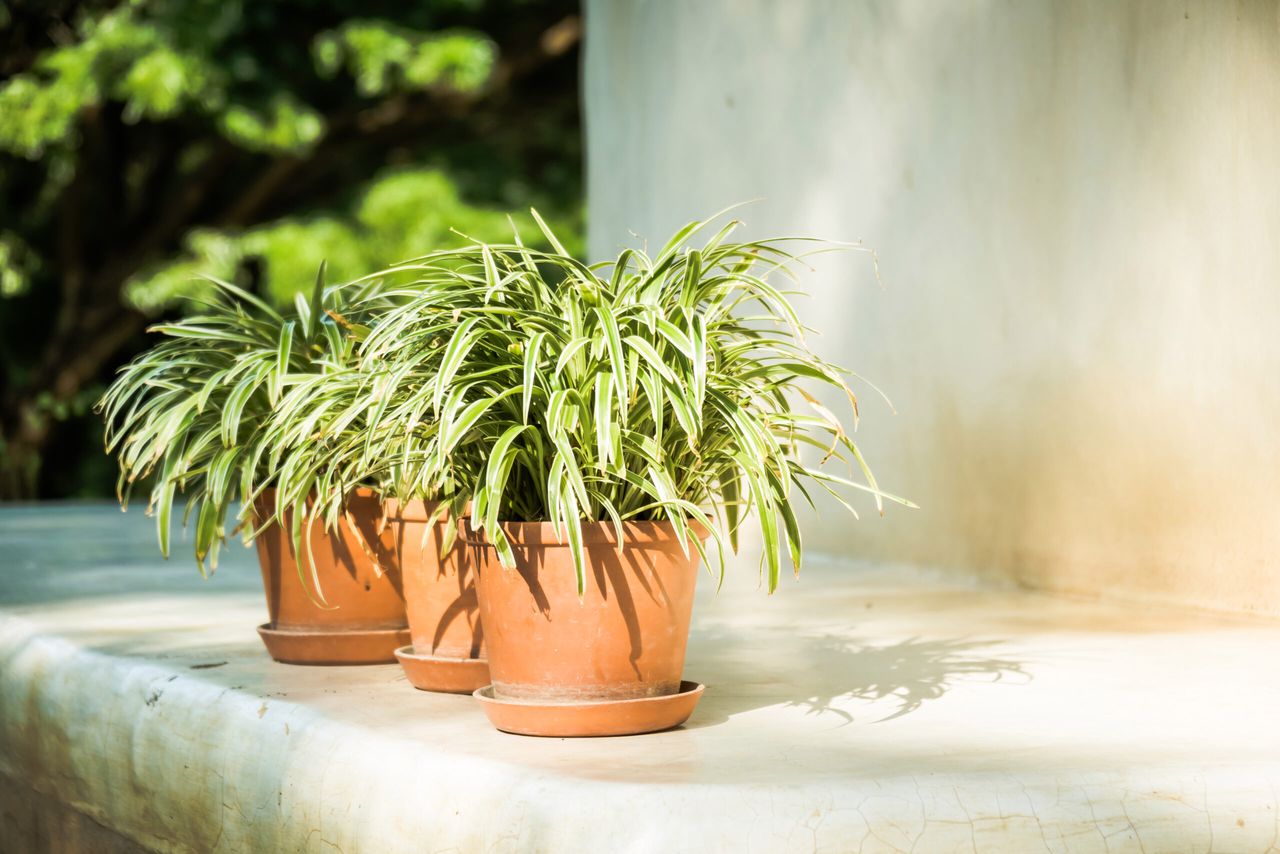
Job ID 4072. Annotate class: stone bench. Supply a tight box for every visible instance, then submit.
[2,504,1277,852]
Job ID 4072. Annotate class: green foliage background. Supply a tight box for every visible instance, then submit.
[0,0,583,499]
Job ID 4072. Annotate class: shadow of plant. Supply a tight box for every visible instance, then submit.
[791,635,1030,723]
[688,631,1030,726]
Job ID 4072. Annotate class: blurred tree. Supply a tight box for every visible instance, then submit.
[0,0,582,499]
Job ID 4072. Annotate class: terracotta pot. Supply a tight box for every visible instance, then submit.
[253,488,409,664]
[373,499,488,693]
[465,520,704,703]
[379,500,483,659]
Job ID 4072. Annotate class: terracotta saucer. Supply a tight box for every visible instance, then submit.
[257,623,410,665]
[394,645,491,694]
[473,680,705,737]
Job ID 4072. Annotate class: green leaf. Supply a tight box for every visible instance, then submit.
[594,307,629,423]
[432,316,482,414]
[593,372,614,472]
[622,335,678,384]
[483,424,528,524]
[155,479,176,559]
[522,330,546,423]
[273,320,295,405]
[562,489,586,597]
[307,260,327,341]
[529,207,570,258]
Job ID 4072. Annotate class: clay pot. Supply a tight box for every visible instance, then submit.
[253,488,409,664]
[380,500,482,658]
[377,499,488,693]
[465,520,704,703]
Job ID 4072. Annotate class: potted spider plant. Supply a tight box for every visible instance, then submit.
[259,357,487,692]
[240,224,577,688]
[98,269,412,665]
[342,211,912,735]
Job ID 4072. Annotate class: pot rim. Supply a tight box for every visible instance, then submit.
[380,497,440,523]
[253,485,378,503]
[461,518,712,547]
[381,498,472,524]
[254,488,462,523]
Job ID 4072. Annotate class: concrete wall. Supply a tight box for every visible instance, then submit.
[584,0,1280,617]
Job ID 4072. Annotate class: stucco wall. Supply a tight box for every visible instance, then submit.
[584,0,1280,617]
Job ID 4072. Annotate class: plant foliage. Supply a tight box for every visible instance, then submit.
[97,266,388,574]
[265,211,913,594]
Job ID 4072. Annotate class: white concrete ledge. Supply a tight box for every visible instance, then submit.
[2,504,1279,853]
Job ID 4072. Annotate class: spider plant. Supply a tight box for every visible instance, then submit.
[97,266,388,574]
[273,211,913,594]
